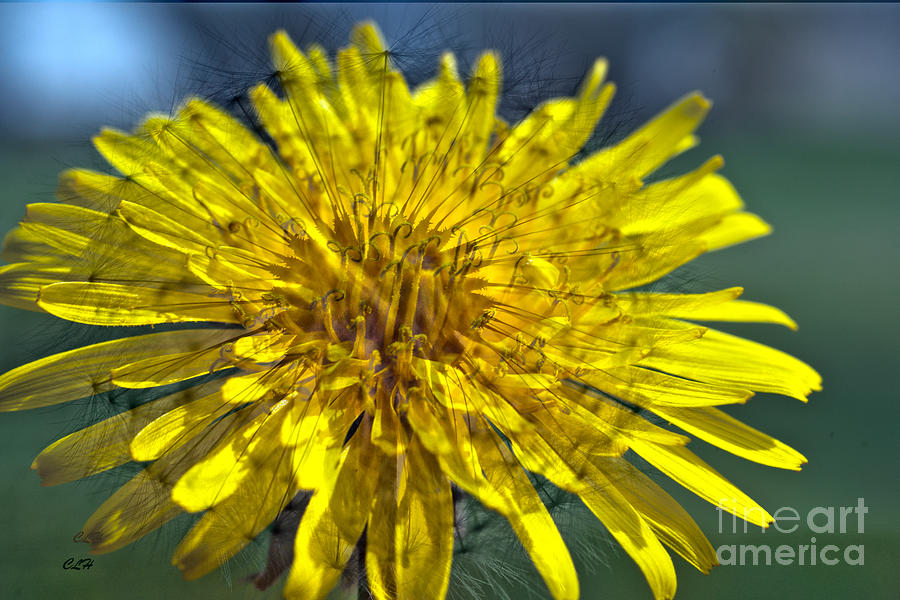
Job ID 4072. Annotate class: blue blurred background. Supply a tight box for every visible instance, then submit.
[0,3,897,600]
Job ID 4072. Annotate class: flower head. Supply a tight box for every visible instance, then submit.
[0,23,819,600]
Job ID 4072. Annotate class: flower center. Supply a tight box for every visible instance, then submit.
[267,207,494,372]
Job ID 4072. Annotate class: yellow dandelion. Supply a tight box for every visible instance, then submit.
[0,22,820,600]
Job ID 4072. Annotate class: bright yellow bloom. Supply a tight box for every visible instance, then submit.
[0,23,819,600]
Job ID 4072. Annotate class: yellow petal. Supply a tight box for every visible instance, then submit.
[37,281,242,326]
[269,30,352,161]
[93,128,166,180]
[683,299,797,329]
[575,472,677,600]
[473,427,579,600]
[56,168,133,212]
[33,380,225,485]
[282,400,350,490]
[230,331,295,364]
[116,200,214,254]
[350,21,387,58]
[328,420,382,540]
[176,97,276,179]
[412,52,467,159]
[581,366,752,408]
[22,201,196,278]
[630,440,773,528]
[509,412,677,600]
[2,225,65,263]
[601,240,706,292]
[171,404,285,513]
[20,202,115,256]
[561,387,689,446]
[593,457,717,574]
[617,168,742,236]
[567,58,615,154]
[651,405,807,470]
[249,83,315,177]
[394,437,454,600]
[616,287,744,317]
[172,410,303,580]
[366,454,402,600]
[0,262,72,311]
[83,409,242,553]
[0,329,238,411]
[581,93,710,179]
[465,51,502,159]
[406,391,505,511]
[129,381,252,461]
[639,328,821,400]
[284,487,354,600]
[83,470,183,555]
[698,212,771,251]
[19,221,89,257]
[110,330,240,388]
[372,393,408,455]
[186,248,275,298]
[285,422,381,600]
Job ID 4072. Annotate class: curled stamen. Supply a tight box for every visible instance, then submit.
[453,258,477,278]
[247,306,286,329]
[343,245,364,263]
[363,241,382,262]
[452,163,474,179]
[514,187,532,207]
[600,251,621,280]
[350,168,369,192]
[379,259,402,279]
[391,222,413,242]
[511,255,530,285]
[280,217,306,237]
[380,201,401,220]
[323,289,346,304]
[368,230,391,254]
[431,262,453,277]
[352,194,372,219]
[481,162,506,182]
[399,242,423,267]
[493,211,518,230]
[498,236,519,256]
[420,235,442,253]
[208,343,237,374]
[478,179,505,197]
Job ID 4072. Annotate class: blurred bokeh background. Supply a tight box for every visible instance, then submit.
[0,3,896,599]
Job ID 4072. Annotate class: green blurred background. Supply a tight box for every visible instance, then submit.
[0,4,897,600]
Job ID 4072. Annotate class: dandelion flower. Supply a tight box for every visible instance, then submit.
[0,23,820,600]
